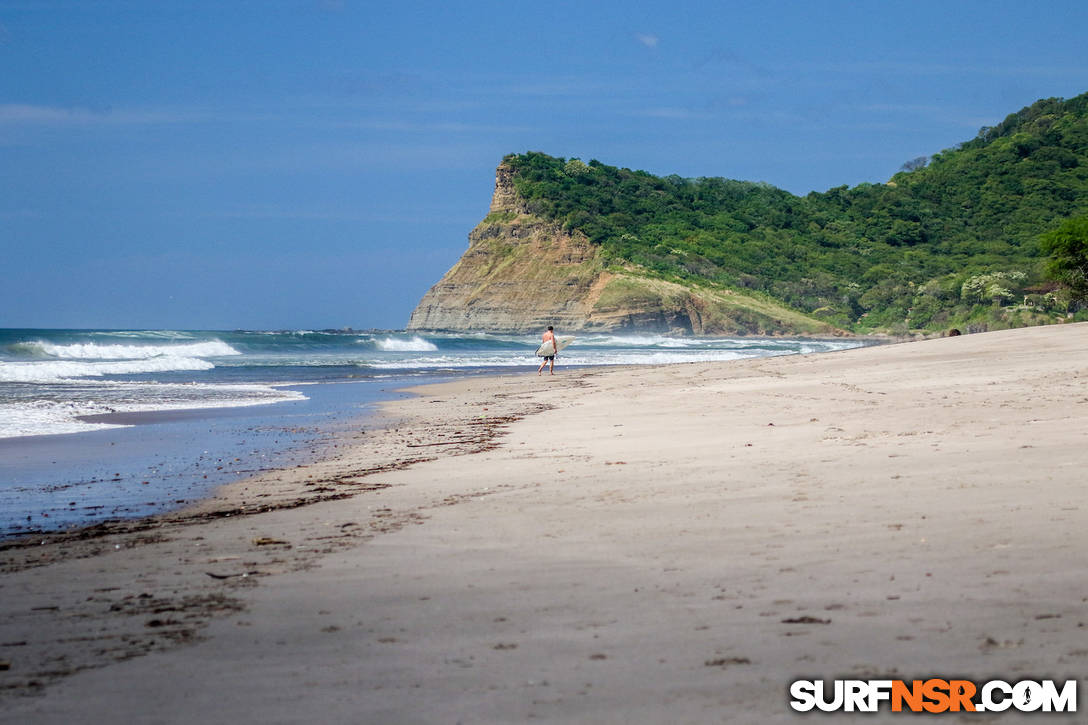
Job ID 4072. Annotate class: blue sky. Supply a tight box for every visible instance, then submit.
[2,0,1086,329]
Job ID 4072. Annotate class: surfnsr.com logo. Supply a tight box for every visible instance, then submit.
[789,678,1077,713]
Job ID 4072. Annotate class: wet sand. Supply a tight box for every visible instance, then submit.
[1,379,417,537]
[2,323,1087,723]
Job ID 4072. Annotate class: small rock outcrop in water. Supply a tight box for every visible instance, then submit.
[407,163,845,336]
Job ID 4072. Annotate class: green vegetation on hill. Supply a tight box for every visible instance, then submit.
[504,92,1088,334]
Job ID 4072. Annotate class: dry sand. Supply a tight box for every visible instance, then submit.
[2,323,1087,723]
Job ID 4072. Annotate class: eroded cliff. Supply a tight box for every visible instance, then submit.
[407,163,845,335]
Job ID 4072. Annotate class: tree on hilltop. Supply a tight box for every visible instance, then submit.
[899,156,929,173]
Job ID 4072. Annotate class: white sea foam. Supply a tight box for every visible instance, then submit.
[0,356,217,383]
[573,334,833,350]
[562,350,754,365]
[17,339,241,359]
[82,330,198,341]
[576,334,720,348]
[0,386,307,439]
[372,336,438,352]
[366,349,757,369]
[0,400,126,438]
[0,330,867,439]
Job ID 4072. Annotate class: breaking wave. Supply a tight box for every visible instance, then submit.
[13,339,241,360]
[371,336,439,352]
[0,356,217,383]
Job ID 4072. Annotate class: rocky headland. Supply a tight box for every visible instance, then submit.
[407,163,845,336]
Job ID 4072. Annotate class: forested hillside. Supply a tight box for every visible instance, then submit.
[504,93,1088,333]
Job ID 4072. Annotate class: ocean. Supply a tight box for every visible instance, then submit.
[0,329,867,538]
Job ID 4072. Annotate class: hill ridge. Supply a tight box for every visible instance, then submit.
[410,92,1088,335]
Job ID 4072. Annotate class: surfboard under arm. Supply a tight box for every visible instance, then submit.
[536,336,573,356]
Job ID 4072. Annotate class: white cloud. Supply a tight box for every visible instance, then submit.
[635,33,659,49]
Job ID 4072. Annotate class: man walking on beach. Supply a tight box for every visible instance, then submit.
[538,325,558,376]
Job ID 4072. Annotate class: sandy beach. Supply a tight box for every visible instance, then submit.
[2,323,1087,723]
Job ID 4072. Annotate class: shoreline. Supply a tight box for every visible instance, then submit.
[0,377,449,541]
[0,367,564,709]
[3,325,1087,721]
[0,370,532,549]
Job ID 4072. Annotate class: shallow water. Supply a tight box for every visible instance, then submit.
[0,379,429,538]
[0,328,871,537]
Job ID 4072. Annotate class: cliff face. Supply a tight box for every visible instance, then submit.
[407,163,845,336]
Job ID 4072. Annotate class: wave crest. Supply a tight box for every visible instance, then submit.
[0,356,217,383]
[372,336,438,352]
[14,339,241,360]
